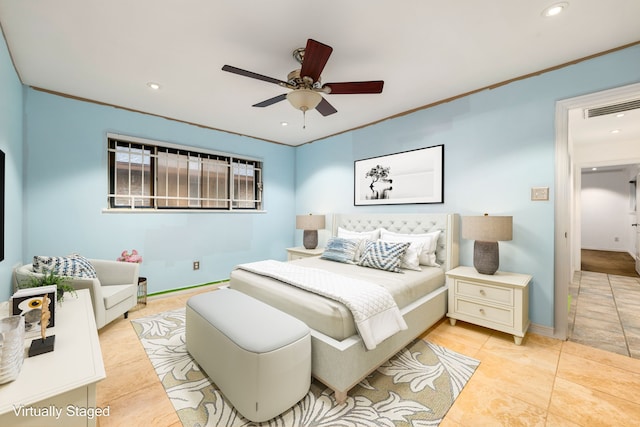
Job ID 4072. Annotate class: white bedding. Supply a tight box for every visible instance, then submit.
[229,256,445,341]
[229,212,459,401]
[235,260,408,350]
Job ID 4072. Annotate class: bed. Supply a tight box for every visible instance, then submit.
[229,212,459,402]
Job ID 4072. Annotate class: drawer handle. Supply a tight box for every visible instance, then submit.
[479,290,486,296]
[479,308,485,315]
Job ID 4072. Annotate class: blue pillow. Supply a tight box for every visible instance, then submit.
[321,237,360,264]
[357,240,410,273]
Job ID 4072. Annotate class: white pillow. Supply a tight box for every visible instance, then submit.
[337,227,382,261]
[337,227,381,241]
[379,229,441,267]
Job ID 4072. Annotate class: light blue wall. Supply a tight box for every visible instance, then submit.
[23,89,296,295]
[295,44,640,329]
[5,26,640,325]
[0,31,24,302]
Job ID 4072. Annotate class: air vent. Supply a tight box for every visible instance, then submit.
[586,99,640,118]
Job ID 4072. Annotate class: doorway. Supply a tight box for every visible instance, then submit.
[570,165,640,357]
[556,82,640,357]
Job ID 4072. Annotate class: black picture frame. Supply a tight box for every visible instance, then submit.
[354,144,444,206]
[12,288,57,330]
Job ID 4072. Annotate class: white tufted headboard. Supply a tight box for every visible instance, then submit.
[332,213,460,271]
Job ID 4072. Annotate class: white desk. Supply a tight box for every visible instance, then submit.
[0,289,106,426]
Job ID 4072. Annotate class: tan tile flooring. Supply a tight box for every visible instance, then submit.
[97,285,640,427]
[569,271,640,358]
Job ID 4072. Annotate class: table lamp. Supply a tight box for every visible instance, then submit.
[462,214,513,275]
[296,214,326,249]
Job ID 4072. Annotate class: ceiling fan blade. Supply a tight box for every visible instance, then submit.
[252,93,287,108]
[316,97,337,116]
[324,81,384,94]
[222,65,288,86]
[300,39,333,82]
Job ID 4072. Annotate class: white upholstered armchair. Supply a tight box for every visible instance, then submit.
[14,259,139,329]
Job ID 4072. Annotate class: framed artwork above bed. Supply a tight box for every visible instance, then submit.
[354,144,444,206]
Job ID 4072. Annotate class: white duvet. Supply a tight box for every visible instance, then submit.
[236,260,408,350]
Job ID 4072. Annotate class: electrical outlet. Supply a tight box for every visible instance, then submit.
[531,187,549,201]
[193,261,200,270]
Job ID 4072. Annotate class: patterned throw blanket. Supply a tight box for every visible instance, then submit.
[235,260,408,350]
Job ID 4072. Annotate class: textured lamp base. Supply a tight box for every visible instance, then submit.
[473,241,499,275]
[303,230,319,249]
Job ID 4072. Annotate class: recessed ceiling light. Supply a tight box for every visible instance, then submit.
[281,121,289,127]
[616,113,625,118]
[147,82,161,90]
[542,2,568,17]
[611,129,621,134]
[592,167,597,171]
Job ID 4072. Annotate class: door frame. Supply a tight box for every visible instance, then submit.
[555,82,640,340]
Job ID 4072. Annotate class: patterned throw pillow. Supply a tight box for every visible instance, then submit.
[321,237,360,264]
[33,254,98,278]
[357,240,410,273]
[380,228,441,267]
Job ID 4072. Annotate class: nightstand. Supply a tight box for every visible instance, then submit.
[446,265,531,345]
[286,246,324,261]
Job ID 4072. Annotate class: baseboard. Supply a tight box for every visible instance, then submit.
[528,322,555,339]
[147,279,229,300]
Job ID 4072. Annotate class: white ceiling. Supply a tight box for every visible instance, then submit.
[1,0,639,147]
[570,102,640,146]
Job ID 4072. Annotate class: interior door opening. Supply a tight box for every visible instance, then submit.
[555,82,640,343]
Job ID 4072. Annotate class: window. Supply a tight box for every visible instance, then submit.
[108,135,263,211]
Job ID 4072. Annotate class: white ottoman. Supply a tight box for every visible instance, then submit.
[186,289,311,423]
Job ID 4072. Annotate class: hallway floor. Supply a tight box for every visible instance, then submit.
[569,270,640,358]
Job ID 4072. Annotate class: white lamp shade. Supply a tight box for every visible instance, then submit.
[296,214,325,230]
[287,89,322,111]
[462,215,513,242]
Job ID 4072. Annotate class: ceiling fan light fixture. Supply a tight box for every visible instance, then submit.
[286,89,322,112]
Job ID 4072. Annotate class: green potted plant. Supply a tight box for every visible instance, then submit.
[21,270,77,302]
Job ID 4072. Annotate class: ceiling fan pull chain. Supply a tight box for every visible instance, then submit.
[303,109,307,129]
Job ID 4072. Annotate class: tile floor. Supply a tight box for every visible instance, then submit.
[569,271,640,358]
[96,284,640,427]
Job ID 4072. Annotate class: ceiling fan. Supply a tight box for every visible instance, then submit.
[222,39,384,126]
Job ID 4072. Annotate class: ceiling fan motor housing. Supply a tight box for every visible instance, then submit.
[287,69,322,90]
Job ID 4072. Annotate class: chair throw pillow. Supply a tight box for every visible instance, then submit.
[33,254,98,278]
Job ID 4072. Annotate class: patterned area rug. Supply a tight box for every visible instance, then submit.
[132,309,479,426]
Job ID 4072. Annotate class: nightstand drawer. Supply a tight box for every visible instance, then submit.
[456,280,513,305]
[455,298,514,327]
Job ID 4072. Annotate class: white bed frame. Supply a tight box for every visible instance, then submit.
[309,212,460,402]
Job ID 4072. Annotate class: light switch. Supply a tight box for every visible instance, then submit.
[531,187,549,201]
